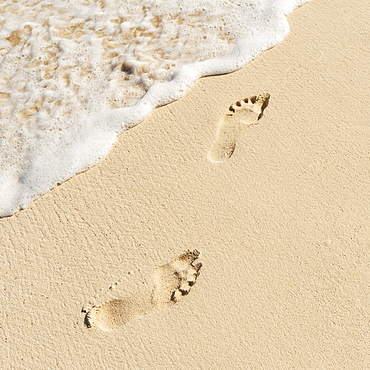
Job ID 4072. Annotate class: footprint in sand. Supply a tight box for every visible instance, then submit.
[82,250,202,331]
[208,93,270,163]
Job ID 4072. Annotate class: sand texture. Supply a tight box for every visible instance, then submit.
[1,0,369,368]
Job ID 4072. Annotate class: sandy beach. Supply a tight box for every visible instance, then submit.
[1,0,369,368]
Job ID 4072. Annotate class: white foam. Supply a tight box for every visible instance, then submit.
[0,0,309,217]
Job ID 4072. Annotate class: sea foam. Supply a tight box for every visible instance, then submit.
[0,0,309,217]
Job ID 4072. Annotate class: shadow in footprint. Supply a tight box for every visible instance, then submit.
[208,93,270,163]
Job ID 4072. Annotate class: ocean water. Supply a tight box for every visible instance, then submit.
[0,0,309,217]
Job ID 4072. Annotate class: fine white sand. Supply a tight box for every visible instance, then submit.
[1,0,369,368]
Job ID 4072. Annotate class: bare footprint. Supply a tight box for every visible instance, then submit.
[208,93,270,162]
[82,250,202,331]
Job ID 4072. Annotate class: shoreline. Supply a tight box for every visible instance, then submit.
[1,0,369,368]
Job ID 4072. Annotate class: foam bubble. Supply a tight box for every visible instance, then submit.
[0,0,309,217]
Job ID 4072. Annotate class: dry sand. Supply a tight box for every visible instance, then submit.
[1,0,369,368]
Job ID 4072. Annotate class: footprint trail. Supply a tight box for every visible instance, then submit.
[208,93,270,162]
[82,250,202,331]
